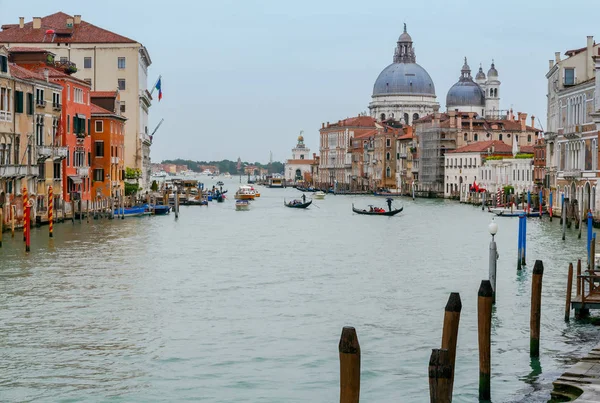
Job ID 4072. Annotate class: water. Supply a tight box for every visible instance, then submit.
[0,178,598,402]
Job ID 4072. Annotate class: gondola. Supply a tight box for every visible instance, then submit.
[284,199,312,209]
[352,203,403,216]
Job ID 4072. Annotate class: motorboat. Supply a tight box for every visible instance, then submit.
[236,200,250,211]
[314,191,326,200]
[235,185,256,200]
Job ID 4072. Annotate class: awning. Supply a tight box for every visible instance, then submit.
[68,175,82,184]
[76,113,86,119]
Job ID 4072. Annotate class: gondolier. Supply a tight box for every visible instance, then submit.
[386,198,393,212]
[302,194,306,203]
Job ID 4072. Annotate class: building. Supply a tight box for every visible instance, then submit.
[90,91,126,199]
[545,35,599,215]
[285,134,315,183]
[479,156,535,199]
[368,25,438,125]
[415,109,540,196]
[317,115,377,190]
[446,58,501,118]
[396,128,417,193]
[533,134,546,190]
[0,12,153,189]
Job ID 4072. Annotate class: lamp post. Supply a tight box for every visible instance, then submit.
[488,218,499,304]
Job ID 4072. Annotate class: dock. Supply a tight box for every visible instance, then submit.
[552,343,600,402]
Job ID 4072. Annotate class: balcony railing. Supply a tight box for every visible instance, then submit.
[36,99,47,108]
[0,165,39,178]
[53,102,62,111]
[37,145,52,160]
[54,146,68,160]
[77,167,90,177]
[142,133,152,145]
[563,169,582,179]
[398,152,407,159]
[0,110,12,122]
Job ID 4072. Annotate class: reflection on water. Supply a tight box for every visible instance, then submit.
[0,179,598,402]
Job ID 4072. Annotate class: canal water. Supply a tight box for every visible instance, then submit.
[0,178,598,402]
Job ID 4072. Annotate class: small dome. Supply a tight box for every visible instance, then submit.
[488,61,498,78]
[398,23,412,42]
[373,62,436,96]
[446,81,485,108]
[475,65,486,80]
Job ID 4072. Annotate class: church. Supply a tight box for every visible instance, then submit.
[369,25,501,120]
[285,134,315,183]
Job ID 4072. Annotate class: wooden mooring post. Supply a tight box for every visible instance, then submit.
[441,292,461,400]
[565,262,573,322]
[48,186,53,238]
[428,349,451,403]
[0,206,3,248]
[562,197,568,240]
[530,260,544,358]
[339,326,360,403]
[478,280,493,401]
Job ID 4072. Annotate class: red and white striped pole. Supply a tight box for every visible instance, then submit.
[22,186,28,242]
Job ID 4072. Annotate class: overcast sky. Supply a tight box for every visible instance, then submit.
[1,0,598,163]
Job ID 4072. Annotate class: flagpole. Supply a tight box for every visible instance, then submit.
[149,75,162,96]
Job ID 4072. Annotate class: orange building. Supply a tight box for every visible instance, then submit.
[90,95,126,199]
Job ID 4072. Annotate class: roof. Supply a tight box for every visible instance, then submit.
[398,131,413,140]
[520,145,534,154]
[565,42,597,57]
[0,12,136,44]
[91,91,117,98]
[9,63,45,80]
[286,159,315,164]
[448,140,512,154]
[322,116,376,130]
[415,113,539,132]
[8,46,52,53]
[91,103,126,120]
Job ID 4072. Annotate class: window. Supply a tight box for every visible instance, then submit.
[95,120,103,133]
[35,114,44,146]
[386,152,391,160]
[67,85,70,101]
[84,57,92,69]
[67,114,70,132]
[300,154,304,160]
[527,135,531,143]
[118,57,126,69]
[474,133,478,141]
[52,92,60,109]
[53,162,61,179]
[386,166,391,178]
[26,93,33,115]
[73,150,85,167]
[564,68,575,86]
[74,88,83,103]
[464,133,468,142]
[95,141,104,157]
[413,113,419,121]
[0,55,7,73]
[0,87,12,119]
[499,134,503,141]
[386,138,391,147]
[94,168,104,182]
[118,79,126,90]
[120,101,126,113]
[66,146,70,166]
[35,88,45,106]
[14,91,23,113]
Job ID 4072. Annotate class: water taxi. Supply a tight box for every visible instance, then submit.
[235,185,256,200]
[314,191,326,200]
[235,200,250,211]
[252,186,261,197]
[269,177,284,188]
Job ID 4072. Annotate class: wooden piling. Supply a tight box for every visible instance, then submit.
[428,349,451,403]
[577,259,582,296]
[11,205,15,237]
[339,326,360,403]
[441,292,461,400]
[0,206,3,248]
[530,260,544,358]
[25,203,30,253]
[562,198,567,240]
[565,263,573,321]
[478,280,493,401]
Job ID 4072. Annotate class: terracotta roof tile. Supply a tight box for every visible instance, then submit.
[8,46,52,53]
[0,12,136,44]
[286,159,315,164]
[520,146,534,154]
[448,140,512,154]
[90,104,113,115]
[91,91,118,98]
[9,63,45,80]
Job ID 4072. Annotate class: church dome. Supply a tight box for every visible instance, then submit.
[446,57,485,108]
[475,65,486,80]
[373,62,436,96]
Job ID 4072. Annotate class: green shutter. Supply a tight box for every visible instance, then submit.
[0,56,7,73]
[14,91,23,114]
[73,116,78,134]
[26,93,33,115]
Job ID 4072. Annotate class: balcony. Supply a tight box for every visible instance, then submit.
[0,110,12,122]
[37,145,53,160]
[54,146,68,160]
[142,133,152,146]
[0,165,39,178]
[398,152,407,159]
[53,103,62,111]
[563,169,582,179]
[36,99,47,108]
[75,131,87,139]
[77,167,90,177]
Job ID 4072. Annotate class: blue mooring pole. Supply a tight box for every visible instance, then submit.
[539,190,543,218]
[549,191,553,221]
[527,191,531,214]
[588,212,594,267]
[517,214,524,270]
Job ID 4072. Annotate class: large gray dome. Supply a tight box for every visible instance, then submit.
[373,62,436,96]
[446,81,485,107]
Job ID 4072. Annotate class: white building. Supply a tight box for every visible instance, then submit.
[444,140,512,199]
[0,12,154,189]
[446,58,501,118]
[368,24,439,125]
[479,158,534,196]
[285,134,315,183]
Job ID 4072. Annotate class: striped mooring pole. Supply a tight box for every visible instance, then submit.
[48,186,54,238]
[23,186,28,242]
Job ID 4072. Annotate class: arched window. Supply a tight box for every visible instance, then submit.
[527,135,531,143]
[295,169,302,180]
[404,113,409,124]
[441,133,446,139]
[474,133,478,141]
[464,133,468,142]
[386,166,391,178]
[413,113,419,121]
[380,113,386,121]
[499,133,503,141]
[386,152,390,161]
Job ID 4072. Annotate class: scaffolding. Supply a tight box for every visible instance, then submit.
[417,121,457,196]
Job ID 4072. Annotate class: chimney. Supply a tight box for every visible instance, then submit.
[19,17,24,28]
[32,17,41,29]
[66,17,74,27]
[321,123,324,129]
[587,36,594,80]
[531,115,535,129]
[519,112,527,132]
[449,110,456,128]
[468,112,474,131]
[326,121,329,127]
[43,69,49,82]
[456,111,462,129]
[74,15,82,25]
[548,59,554,70]
[555,52,561,63]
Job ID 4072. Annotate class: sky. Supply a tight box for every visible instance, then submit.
[1,0,599,163]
